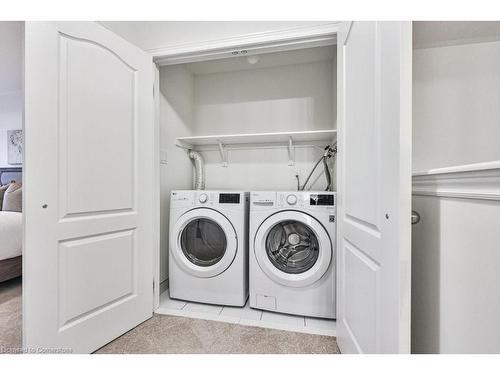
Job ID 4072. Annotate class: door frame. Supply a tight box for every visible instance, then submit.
[151,22,342,66]
[153,63,161,309]
[151,22,343,306]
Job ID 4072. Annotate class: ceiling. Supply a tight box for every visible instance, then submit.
[0,21,23,93]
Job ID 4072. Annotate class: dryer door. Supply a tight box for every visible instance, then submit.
[171,208,237,278]
[254,210,332,287]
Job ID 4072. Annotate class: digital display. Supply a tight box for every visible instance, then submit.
[219,193,240,204]
[310,194,334,206]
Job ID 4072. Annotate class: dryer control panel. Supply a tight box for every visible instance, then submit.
[219,193,240,204]
[171,190,248,208]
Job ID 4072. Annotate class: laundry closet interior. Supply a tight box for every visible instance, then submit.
[153,33,338,335]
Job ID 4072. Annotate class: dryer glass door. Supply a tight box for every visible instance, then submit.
[181,218,227,267]
[172,208,238,278]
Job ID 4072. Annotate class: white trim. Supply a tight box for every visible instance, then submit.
[412,161,500,201]
[153,63,160,310]
[152,22,341,66]
[413,35,500,50]
[412,160,500,176]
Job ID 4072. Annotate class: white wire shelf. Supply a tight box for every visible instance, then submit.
[175,129,337,167]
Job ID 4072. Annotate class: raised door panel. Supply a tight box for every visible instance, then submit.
[58,230,136,329]
[59,34,136,217]
[344,22,380,238]
[343,240,379,353]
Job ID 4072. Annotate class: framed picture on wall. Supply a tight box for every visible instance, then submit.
[7,129,23,165]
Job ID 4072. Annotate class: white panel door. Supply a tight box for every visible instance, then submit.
[336,21,412,353]
[23,22,154,353]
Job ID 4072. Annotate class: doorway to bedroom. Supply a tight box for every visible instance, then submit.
[0,21,23,353]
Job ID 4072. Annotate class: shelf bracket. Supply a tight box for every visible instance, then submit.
[218,141,228,167]
[288,137,295,166]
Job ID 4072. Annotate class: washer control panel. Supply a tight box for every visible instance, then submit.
[251,191,276,209]
[251,191,336,211]
[309,194,335,206]
[277,191,336,210]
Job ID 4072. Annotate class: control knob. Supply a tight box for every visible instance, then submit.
[286,194,297,205]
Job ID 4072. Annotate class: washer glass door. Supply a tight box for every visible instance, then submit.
[254,210,332,287]
[266,220,320,274]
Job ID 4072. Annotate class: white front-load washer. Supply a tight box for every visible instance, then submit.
[169,190,249,306]
[249,191,336,318]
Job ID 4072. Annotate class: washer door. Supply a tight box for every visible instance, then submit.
[171,208,237,278]
[254,210,332,287]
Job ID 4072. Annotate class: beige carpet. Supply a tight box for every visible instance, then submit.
[0,277,22,352]
[97,314,338,354]
[0,279,337,354]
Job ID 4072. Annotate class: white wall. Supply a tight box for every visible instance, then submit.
[193,58,336,191]
[412,36,500,353]
[413,41,500,171]
[0,91,23,167]
[412,195,500,353]
[100,21,331,52]
[0,21,23,168]
[0,22,23,92]
[158,65,195,282]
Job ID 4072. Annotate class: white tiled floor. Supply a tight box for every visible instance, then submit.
[156,291,336,337]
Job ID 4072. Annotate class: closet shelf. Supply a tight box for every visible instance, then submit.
[175,130,337,167]
[175,129,337,148]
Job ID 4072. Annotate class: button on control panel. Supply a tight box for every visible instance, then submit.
[286,194,297,205]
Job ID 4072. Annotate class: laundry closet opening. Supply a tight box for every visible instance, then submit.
[155,41,338,336]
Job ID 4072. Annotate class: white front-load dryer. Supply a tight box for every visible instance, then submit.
[249,191,336,318]
[169,190,249,306]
